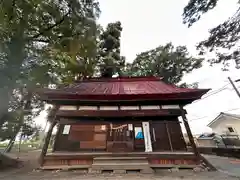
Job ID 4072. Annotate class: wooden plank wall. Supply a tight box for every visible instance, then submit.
[54,125,80,151]
[151,121,186,151]
[55,124,107,151]
[168,122,187,151]
[54,120,186,152]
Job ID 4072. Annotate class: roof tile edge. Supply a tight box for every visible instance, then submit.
[77,76,163,82]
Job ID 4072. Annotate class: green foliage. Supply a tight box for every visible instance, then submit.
[0,0,101,146]
[183,0,240,69]
[127,43,203,85]
[0,87,43,144]
[0,114,41,142]
[183,0,219,27]
[97,21,126,77]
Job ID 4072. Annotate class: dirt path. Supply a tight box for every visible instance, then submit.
[0,150,41,177]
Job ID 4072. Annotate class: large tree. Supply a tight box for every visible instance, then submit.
[0,85,44,152]
[97,21,126,77]
[128,43,203,85]
[183,0,240,69]
[0,0,100,126]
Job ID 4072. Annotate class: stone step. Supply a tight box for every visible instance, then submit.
[91,164,153,174]
[89,168,154,174]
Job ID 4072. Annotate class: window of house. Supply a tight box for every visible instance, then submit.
[228,127,234,133]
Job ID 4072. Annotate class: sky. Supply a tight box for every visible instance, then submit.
[97,0,240,134]
[35,0,240,135]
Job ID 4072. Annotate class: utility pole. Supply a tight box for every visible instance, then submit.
[228,77,240,98]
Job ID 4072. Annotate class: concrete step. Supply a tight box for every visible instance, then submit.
[91,164,153,174]
[93,159,148,164]
[93,156,147,160]
[92,164,149,169]
[89,168,154,174]
[91,156,153,174]
[93,156,148,164]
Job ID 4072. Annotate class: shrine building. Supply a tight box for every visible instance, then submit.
[38,76,210,172]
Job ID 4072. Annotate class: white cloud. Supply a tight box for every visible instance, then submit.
[35,0,240,135]
[98,0,240,134]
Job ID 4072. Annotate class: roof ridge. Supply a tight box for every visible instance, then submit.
[208,112,240,127]
[75,76,163,82]
[222,112,240,119]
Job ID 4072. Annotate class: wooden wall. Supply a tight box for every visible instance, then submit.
[54,120,186,152]
[151,121,186,151]
[54,124,107,151]
[53,125,80,151]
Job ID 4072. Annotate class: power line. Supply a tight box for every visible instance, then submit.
[188,83,230,105]
[188,107,240,122]
[190,75,240,85]
[189,79,240,105]
[198,85,228,100]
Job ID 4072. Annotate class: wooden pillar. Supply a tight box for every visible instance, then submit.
[142,121,152,152]
[52,123,60,152]
[39,120,57,166]
[165,121,173,152]
[180,106,200,159]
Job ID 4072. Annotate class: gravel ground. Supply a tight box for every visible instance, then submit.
[1,169,239,180]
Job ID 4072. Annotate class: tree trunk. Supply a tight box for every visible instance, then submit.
[4,125,22,153]
[0,88,12,128]
[4,138,15,153]
[0,35,26,127]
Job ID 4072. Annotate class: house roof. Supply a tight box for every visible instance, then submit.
[39,76,210,102]
[207,112,240,127]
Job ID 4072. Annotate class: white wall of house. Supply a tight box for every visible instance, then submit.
[197,139,217,147]
[209,116,240,136]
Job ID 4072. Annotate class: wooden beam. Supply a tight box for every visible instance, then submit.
[56,109,182,118]
[52,123,61,152]
[180,106,200,159]
[39,121,56,166]
[45,99,195,106]
[165,121,173,152]
[44,152,197,160]
[39,106,59,166]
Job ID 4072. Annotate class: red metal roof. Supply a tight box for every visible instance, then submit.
[39,76,210,102]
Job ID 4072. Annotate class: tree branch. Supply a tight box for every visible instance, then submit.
[27,10,70,42]
[32,39,50,43]
[9,0,16,22]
